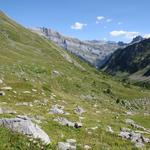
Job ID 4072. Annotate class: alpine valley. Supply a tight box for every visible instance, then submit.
[0,11,150,150]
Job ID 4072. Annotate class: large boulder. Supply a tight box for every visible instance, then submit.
[0,116,51,144]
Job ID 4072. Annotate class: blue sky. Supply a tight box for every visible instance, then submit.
[1,0,150,42]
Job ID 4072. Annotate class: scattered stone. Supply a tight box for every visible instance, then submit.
[54,117,74,127]
[126,111,135,116]
[91,126,98,130]
[74,122,83,128]
[58,139,76,150]
[0,79,3,84]
[0,116,51,144]
[0,91,5,96]
[0,102,7,105]
[119,128,150,148]
[125,119,149,131]
[125,119,135,125]
[79,116,85,120]
[74,106,85,115]
[49,104,64,114]
[32,89,37,92]
[13,91,17,94]
[0,107,16,114]
[80,95,93,101]
[1,86,12,91]
[23,91,31,94]
[106,126,114,133]
[84,145,91,150]
[51,70,61,77]
[16,102,33,107]
[54,117,82,128]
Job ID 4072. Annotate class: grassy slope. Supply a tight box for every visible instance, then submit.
[0,11,150,149]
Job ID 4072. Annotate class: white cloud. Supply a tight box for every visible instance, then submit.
[110,30,139,39]
[144,34,150,39]
[97,16,105,20]
[96,16,105,24]
[71,22,87,30]
[106,19,112,22]
[117,22,122,25]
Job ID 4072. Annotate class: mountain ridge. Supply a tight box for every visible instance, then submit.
[30,27,126,68]
[102,38,150,83]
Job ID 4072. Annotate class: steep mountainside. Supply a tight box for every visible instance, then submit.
[30,27,126,67]
[102,38,150,82]
[0,11,150,149]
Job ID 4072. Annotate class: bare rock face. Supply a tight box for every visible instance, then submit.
[0,116,51,144]
[30,27,124,68]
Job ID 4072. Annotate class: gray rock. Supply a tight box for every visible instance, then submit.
[15,102,33,107]
[51,70,61,77]
[1,86,12,91]
[106,126,114,133]
[0,116,50,144]
[119,129,150,148]
[84,145,91,150]
[0,107,16,114]
[125,119,135,125]
[0,79,3,84]
[23,91,31,94]
[58,139,76,150]
[0,91,5,96]
[54,117,74,127]
[49,104,64,114]
[54,117,82,128]
[74,106,85,115]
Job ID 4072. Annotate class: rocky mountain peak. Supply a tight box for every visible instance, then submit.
[131,35,144,44]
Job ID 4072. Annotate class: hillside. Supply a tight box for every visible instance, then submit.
[0,11,150,149]
[102,38,150,84]
[30,27,126,68]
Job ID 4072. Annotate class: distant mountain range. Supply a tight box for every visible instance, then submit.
[30,27,149,83]
[30,27,126,68]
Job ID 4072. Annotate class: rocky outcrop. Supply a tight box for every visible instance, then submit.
[119,128,150,148]
[30,27,124,68]
[0,116,51,144]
